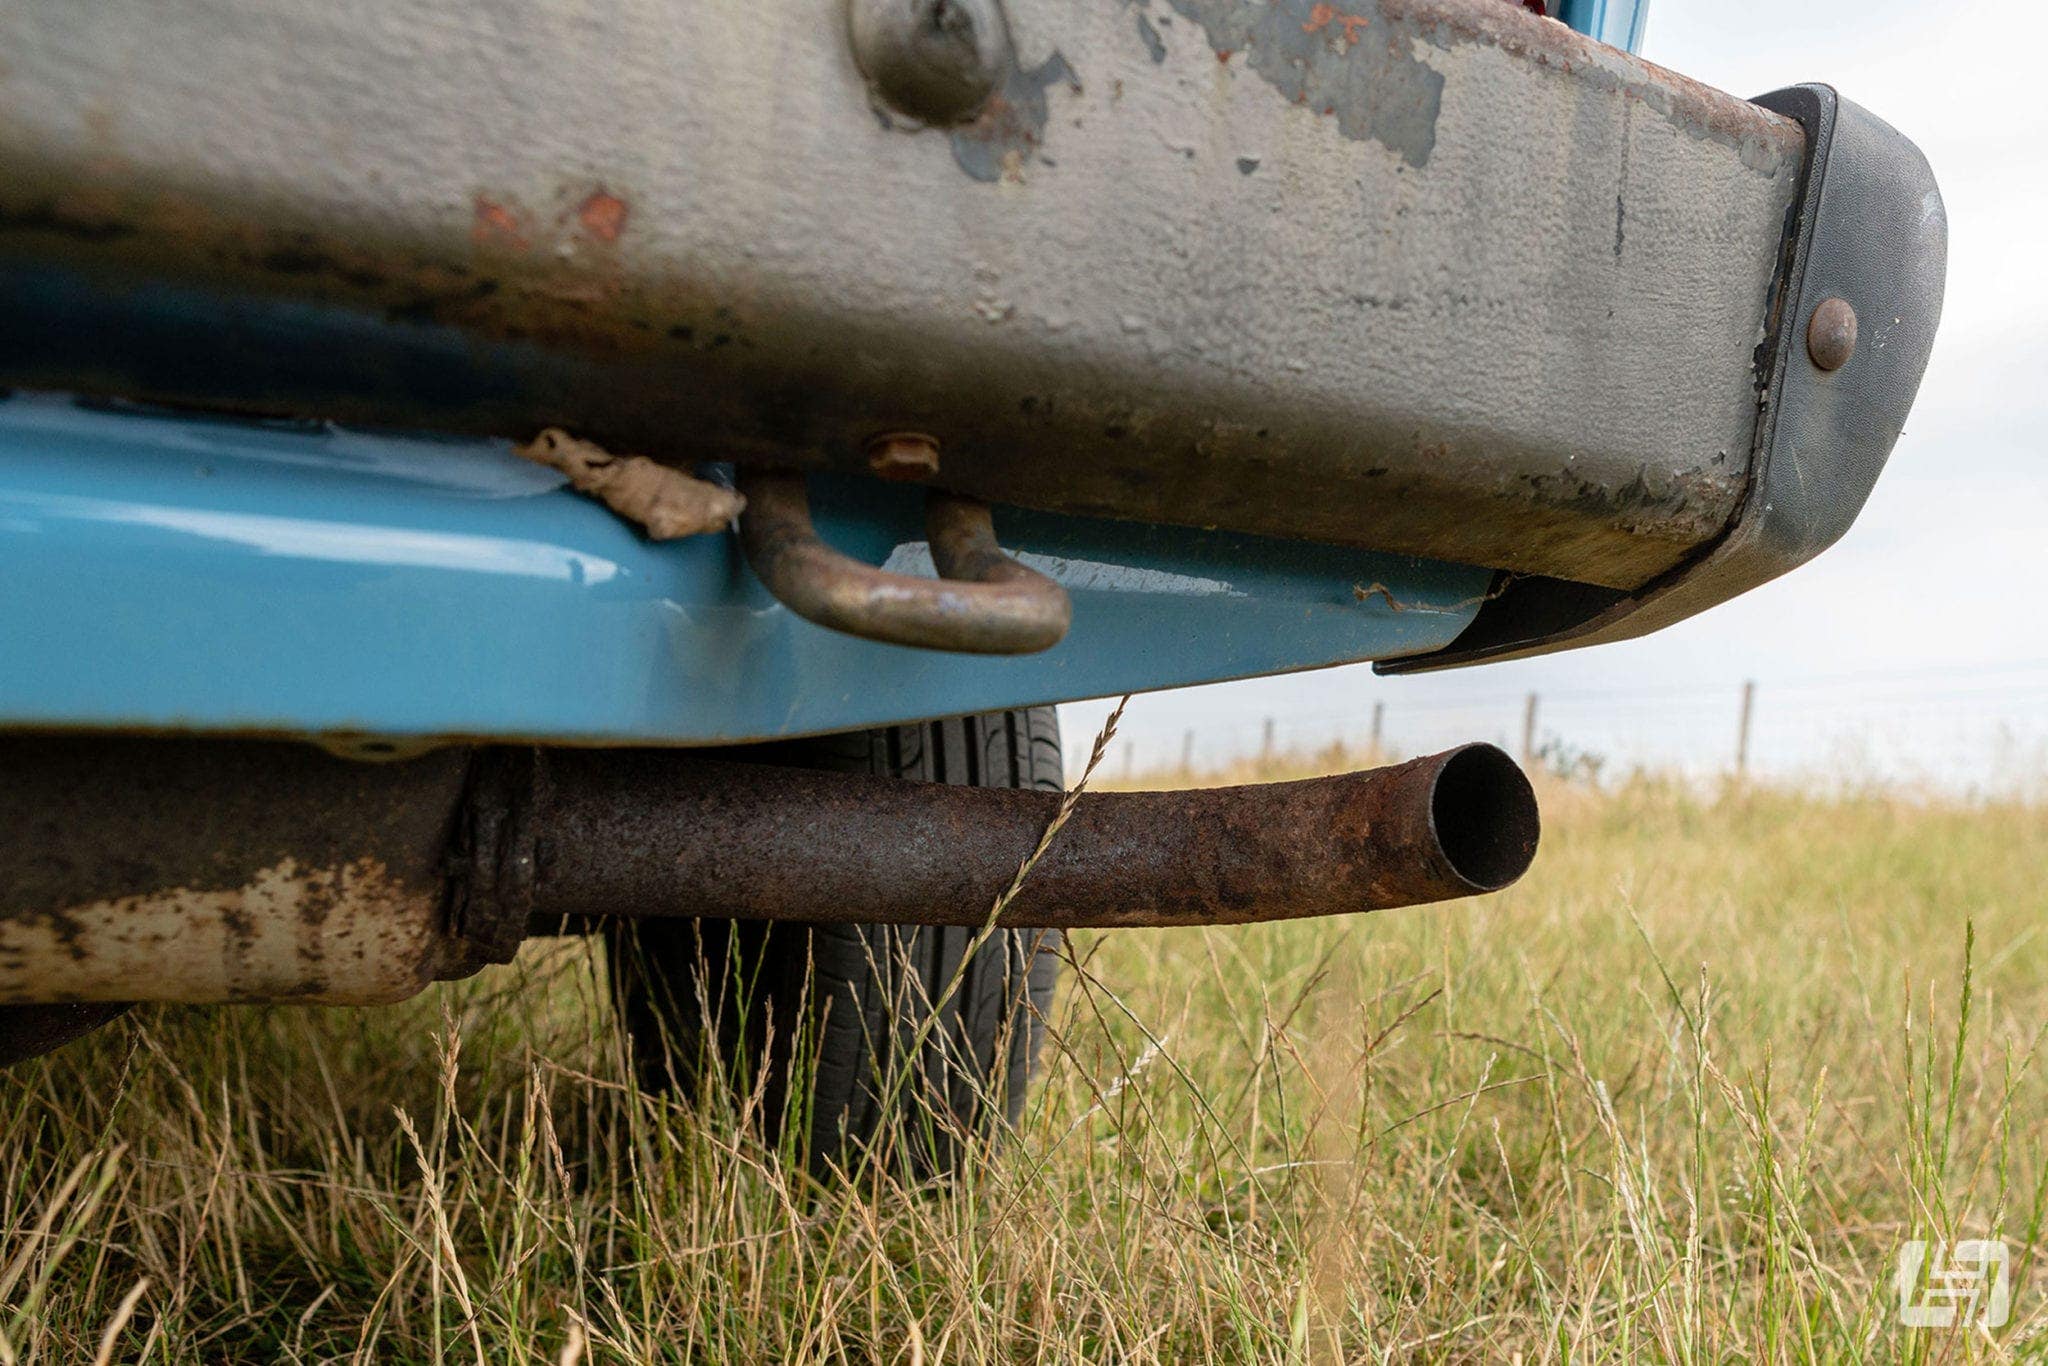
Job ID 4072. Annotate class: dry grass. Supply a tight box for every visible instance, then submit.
[5,748,2048,1362]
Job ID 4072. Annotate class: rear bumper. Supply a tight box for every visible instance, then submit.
[0,0,1942,721]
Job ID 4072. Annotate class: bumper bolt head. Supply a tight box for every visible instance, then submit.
[1806,296,1857,371]
[848,0,1011,127]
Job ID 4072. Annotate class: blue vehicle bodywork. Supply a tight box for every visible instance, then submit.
[1557,0,1649,55]
[0,395,1491,745]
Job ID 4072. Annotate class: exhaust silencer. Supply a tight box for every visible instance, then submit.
[0,737,477,1007]
[520,743,1539,929]
[0,737,1539,1008]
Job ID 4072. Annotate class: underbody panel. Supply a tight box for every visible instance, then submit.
[0,394,1488,744]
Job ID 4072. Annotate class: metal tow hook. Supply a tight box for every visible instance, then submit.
[736,470,1071,654]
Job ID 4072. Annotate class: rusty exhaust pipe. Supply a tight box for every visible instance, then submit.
[519,744,1539,929]
[0,737,1536,1027]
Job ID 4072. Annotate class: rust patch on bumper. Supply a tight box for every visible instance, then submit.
[576,190,628,242]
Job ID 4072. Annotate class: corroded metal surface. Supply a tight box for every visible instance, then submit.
[0,0,1803,588]
[0,735,1536,1005]
[525,744,1539,927]
[739,472,1072,653]
[0,858,448,1006]
[0,738,473,1004]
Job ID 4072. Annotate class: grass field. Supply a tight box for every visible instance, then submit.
[5,738,2047,1362]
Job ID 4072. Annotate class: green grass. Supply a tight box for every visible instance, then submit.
[5,756,2048,1362]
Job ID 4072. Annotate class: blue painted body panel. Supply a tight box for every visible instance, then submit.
[1558,0,1649,53]
[0,396,1491,745]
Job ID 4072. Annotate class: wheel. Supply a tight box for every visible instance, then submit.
[0,1003,129,1068]
[607,708,1064,1178]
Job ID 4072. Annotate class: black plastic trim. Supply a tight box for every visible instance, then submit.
[1382,85,1947,674]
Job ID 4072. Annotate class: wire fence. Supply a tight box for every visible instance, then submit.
[1063,659,2048,799]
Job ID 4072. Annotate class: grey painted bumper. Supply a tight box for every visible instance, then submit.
[0,2,1940,656]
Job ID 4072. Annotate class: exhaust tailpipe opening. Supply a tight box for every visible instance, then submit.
[1428,744,1541,893]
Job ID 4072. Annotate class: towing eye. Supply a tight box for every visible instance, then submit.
[737,470,1071,654]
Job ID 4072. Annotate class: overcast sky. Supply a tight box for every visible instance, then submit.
[1065,0,2048,785]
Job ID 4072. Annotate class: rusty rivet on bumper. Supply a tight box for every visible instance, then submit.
[865,432,942,480]
[1806,297,1857,371]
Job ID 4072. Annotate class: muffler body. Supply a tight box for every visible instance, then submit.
[0,738,474,1005]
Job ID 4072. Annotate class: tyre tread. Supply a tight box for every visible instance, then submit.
[611,708,1063,1176]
